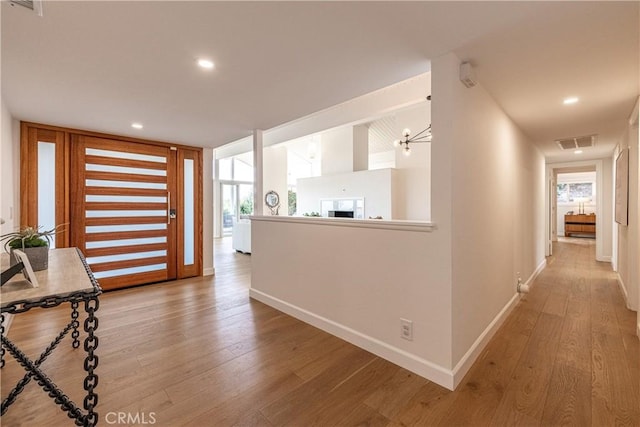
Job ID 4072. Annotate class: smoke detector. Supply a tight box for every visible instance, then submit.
[10,0,43,16]
[459,62,477,88]
[555,134,596,150]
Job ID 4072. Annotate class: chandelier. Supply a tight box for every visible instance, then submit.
[393,125,432,156]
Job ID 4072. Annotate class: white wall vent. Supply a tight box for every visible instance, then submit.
[10,0,43,16]
[555,134,596,150]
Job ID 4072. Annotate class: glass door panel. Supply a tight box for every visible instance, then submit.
[238,184,254,217]
[221,184,236,236]
[183,158,195,266]
[177,149,200,278]
[37,141,57,247]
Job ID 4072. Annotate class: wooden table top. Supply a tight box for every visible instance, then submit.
[1,248,100,309]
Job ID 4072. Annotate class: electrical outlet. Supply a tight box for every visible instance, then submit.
[400,318,413,341]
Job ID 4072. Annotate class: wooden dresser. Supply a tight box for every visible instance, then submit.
[564,214,596,237]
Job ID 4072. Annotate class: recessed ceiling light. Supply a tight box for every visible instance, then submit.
[131,123,143,129]
[197,58,215,69]
[574,149,583,154]
[563,97,579,105]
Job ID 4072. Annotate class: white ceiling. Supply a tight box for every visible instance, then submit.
[2,1,638,163]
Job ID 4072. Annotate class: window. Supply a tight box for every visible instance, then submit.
[216,153,254,236]
[557,182,594,203]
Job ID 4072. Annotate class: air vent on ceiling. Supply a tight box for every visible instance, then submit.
[555,134,596,150]
[10,0,43,16]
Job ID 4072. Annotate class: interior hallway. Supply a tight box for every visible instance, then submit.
[1,239,638,426]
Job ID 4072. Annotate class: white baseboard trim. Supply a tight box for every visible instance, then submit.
[451,258,547,388]
[616,274,632,310]
[203,267,215,276]
[597,255,612,263]
[451,292,520,388]
[527,258,547,289]
[249,288,455,390]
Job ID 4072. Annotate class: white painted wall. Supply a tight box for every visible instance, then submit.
[263,145,288,216]
[251,218,453,387]
[616,96,639,315]
[601,158,614,261]
[264,73,431,148]
[297,168,395,219]
[1,98,19,236]
[298,100,431,221]
[432,53,546,367]
[394,103,431,221]
[251,54,546,389]
[320,127,354,176]
[353,124,369,172]
[556,171,597,236]
[369,150,395,170]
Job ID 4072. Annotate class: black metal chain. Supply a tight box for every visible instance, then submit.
[1,248,102,426]
[1,313,5,369]
[2,292,91,315]
[1,335,85,422]
[83,296,99,426]
[2,321,75,414]
[71,301,80,349]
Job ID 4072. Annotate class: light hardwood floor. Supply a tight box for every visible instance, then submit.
[1,238,638,426]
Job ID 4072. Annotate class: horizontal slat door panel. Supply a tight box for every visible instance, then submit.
[89,256,167,273]
[85,171,167,183]
[85,242,168,258]
[85,216,167,226]
[85,229,167,242]
[84,155,167,170]
[71,134,176,290]
[85,187,168,197]
[97,271,168,291]
[83,137,169,157]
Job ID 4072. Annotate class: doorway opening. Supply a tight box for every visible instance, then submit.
[546,159,609,262]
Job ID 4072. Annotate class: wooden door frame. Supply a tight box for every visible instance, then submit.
[20,121,204,286]
[545,160,606,261]
[177,148,203,278]
[20,123,70,247]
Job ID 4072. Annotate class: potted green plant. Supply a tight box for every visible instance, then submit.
[1,225,65,271]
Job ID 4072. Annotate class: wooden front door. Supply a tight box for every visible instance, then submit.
[70,135,178,290]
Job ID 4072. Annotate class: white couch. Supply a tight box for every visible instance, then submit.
[232,220,251,253]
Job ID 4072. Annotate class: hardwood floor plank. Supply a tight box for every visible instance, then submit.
[391,382,454,426]
[592,330,640,426]
[437,322,530,426]
[2,238,638,427]
[499,306,540,338]
[621,331,640,405]
[542,291,569,317]
[555,297,591,372]
[490,312,564,424]
[176,371,304,426]
[540,362,591,426]
[259,350,377,425]
[338,402,390,427]
[232,410,274,427]
[363,369,426,420]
